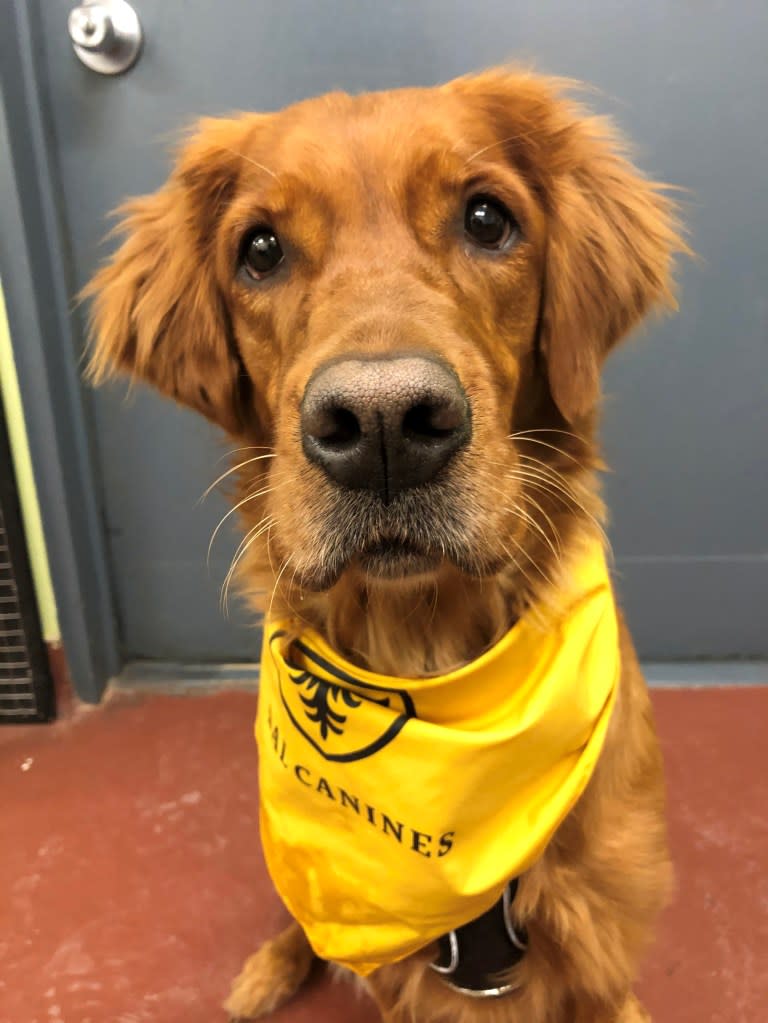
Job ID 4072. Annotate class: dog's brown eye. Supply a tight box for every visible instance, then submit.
[241,227,284,278]
[464,196,517,250]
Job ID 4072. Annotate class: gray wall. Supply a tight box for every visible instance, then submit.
[3,0,766,674]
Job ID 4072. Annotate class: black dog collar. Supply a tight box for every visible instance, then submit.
[430,880,527,997]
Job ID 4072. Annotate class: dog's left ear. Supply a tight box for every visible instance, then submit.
[455,71,687,422]
[540,114,685,421]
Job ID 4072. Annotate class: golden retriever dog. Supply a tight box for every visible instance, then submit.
[86,69,685,1023]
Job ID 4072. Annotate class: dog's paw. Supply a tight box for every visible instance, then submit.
[616,993,651,1023]
[223,923,316,1020]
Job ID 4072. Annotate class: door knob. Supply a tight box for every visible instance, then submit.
[68,0,142,75]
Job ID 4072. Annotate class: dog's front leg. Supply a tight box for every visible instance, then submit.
[614,993,651,1022]
[224,920,316,1020]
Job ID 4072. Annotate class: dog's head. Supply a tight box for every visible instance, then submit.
[86,70,683,603]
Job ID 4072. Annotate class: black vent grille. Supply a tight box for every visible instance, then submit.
[0,405,54,723]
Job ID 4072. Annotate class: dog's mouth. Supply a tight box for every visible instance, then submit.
[283,482,508,592]
[355,538,441,580]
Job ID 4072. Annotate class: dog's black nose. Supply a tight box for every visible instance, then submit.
[301,356,471,502]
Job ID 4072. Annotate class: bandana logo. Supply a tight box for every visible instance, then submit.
[270,631,415,762]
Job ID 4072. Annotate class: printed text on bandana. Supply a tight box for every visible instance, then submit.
[266,703,455,859]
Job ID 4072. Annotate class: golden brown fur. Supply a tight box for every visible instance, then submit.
[85,69,686,1022]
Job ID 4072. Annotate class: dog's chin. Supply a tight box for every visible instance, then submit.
[356,541,441,582]
[292,542,438,592]
[294,539,508,592]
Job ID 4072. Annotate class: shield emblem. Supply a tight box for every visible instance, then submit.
[269,631,415,762]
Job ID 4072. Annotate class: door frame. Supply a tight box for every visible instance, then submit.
[0,0,120,703]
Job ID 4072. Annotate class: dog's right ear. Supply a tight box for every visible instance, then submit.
[84,118,254,436]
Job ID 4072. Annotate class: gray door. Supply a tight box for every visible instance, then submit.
[34,0,767,662]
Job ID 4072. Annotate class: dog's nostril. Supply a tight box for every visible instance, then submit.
[301,356,471,498]
[314,406,361,449]
[402,401,464,441]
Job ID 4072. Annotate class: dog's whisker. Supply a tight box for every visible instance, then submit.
[215,444,275,465]
[507,432,583,464]
[511,536,557,594]
[506,504,562,568]
[481,475,564,565]
[464,126,551,166]
[207,484,276,567]
[201,452,276,501]
[428,581,440,630]
[518,484,565,543]
[287,559,302,599]
[514,451,582,491]
[220,514,277,614]
[506,467,579,513]
[514,469,611,555]
[227,513,277,582]
[282,558,312,623]
[497,537,544,598]
[512,456,612,554]
[267,553,294,623]
[510,427,586,443]
[264,522,278,581]
[208,468,294,581]
[219,146,282,185]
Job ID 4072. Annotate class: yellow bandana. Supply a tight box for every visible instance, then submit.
[256,543,618,976]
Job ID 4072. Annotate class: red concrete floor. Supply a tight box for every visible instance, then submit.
[1,686,766,1023]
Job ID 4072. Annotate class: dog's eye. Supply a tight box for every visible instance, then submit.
[464,196,518,250]
[240,227,284,279]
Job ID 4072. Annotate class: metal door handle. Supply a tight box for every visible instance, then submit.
[68,0,142,75]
